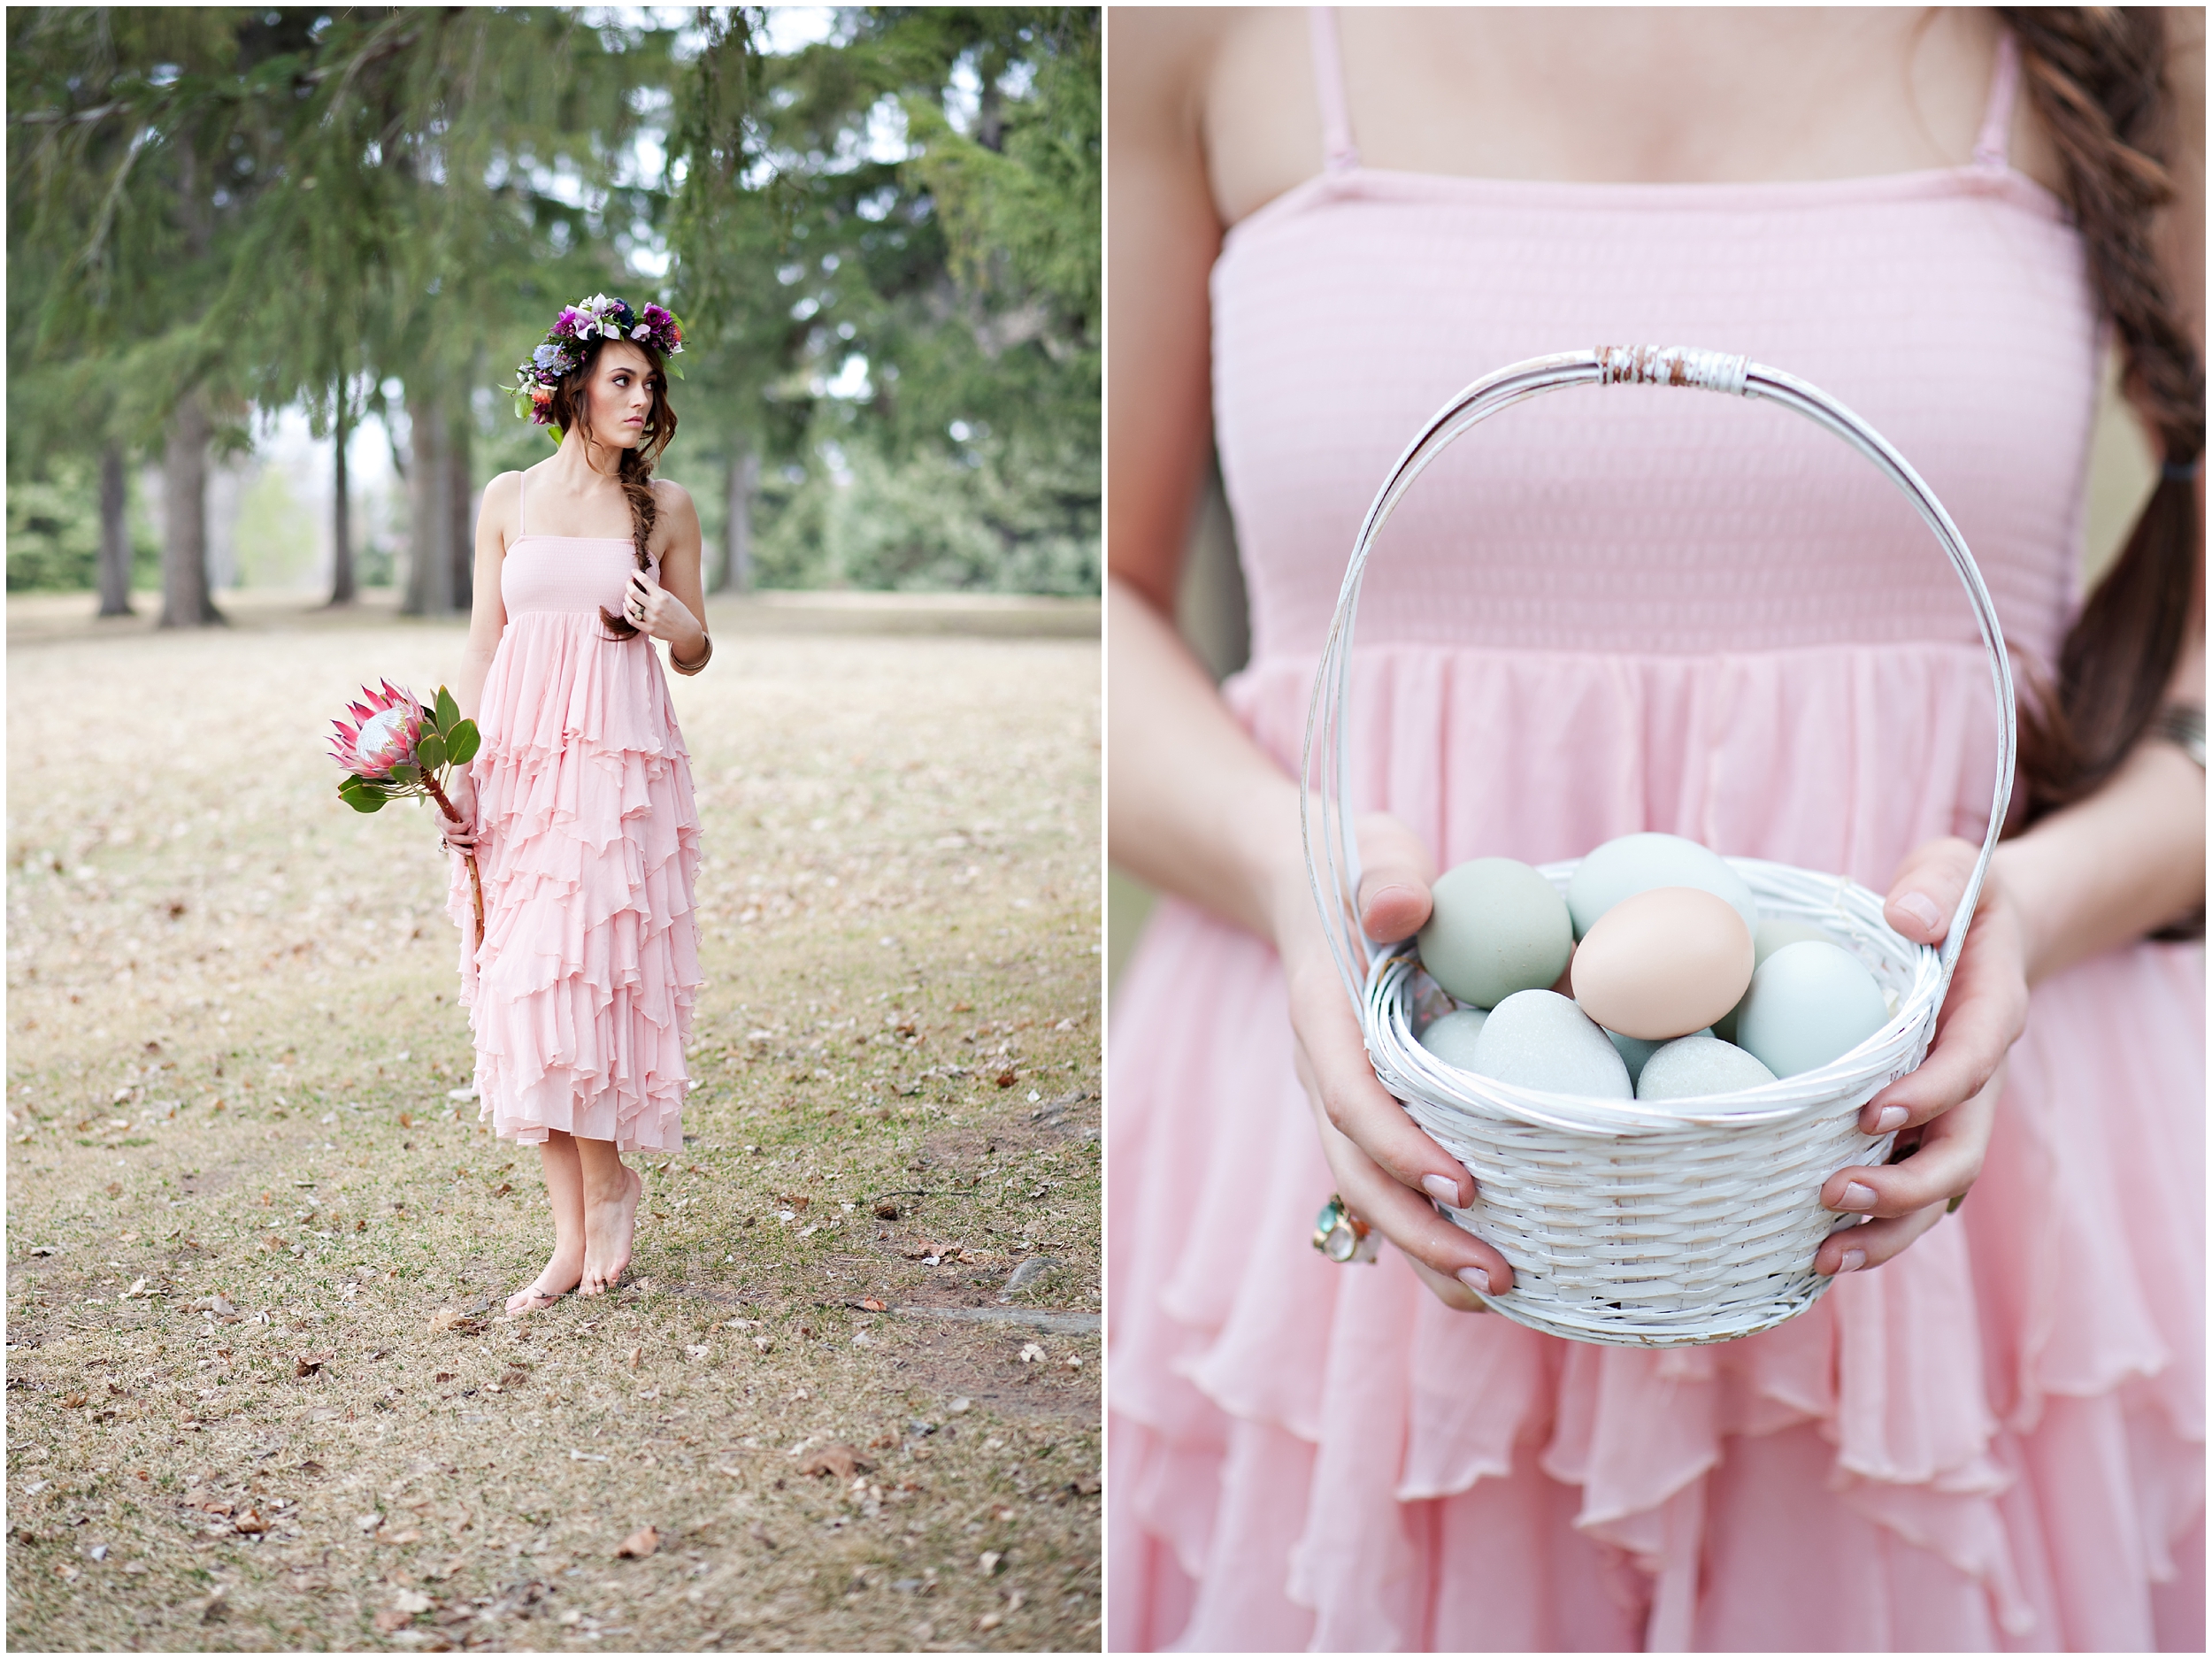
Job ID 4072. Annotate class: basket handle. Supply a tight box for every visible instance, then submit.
[1300,346,2017,1009]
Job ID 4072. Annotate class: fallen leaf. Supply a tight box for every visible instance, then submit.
[398,1112,414,1128]
[426,1308,480,1335]
[995,1071,1017,1088]
[384,1529,421,1544]
[105,1181,123,1197]
[872,1202,899,1220]
[801,1444,870,1480]
[393,1588,433,1614]
[858,1298,887,1311]
[234,1509,269,1535]
[1018,1342,1045,1363]
[357,1512,384,1533]
[373,1609,413,1633]
[1069,1475,1102,1497]
[294,1352,333,1378]
[626,1347,642,1370]
[490,1182,511,1198]
[979,1550,1003,1575]
[614,1525,658,1559]
[61,1392,87,1409]
[977,1612,1003,1632]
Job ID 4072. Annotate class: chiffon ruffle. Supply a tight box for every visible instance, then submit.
[446,610,702,1153]
[1107,643,2205,1652]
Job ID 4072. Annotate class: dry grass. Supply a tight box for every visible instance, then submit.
[4,590,1102,1652]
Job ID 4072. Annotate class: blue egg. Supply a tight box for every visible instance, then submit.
[1735,941,1890,1079]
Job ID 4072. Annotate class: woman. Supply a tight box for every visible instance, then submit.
[1109,9,2202,1650]
[439,294,712,1312]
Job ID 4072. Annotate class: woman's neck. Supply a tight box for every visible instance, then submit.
[546,429,629,488]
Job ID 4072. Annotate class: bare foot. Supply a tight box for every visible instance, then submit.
[580,1164,643,1296]
[506,1248,582,1314]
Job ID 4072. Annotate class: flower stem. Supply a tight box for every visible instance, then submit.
[421,771,484,946]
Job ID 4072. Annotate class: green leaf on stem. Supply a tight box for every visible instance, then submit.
[434,687,461,735]
[389,761,422,787]
[338,778,388,813]
[446,721,480,765]
[416,733,448,773]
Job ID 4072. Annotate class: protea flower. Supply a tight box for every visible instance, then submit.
[330,681,486,944]
[329,680,424,779]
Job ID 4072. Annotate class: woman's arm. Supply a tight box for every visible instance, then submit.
[455,471,516,726]
[631,480,708,667]
[1107,10,1513,1309]
[1993,7,2207,981]
[1808,12,2207,1268]
[439,471,516,849]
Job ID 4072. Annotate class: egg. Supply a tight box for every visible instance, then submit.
[1463,990,1632,1097]
[1734,940,1891,1079]
[1606,1025,1707,1088]
[1417,856,1575,1010]
[1567,832,1759,941]
[1635,1032,1778,1101]
[1571,887,1755,1041]
[1417,1007,1490,1069]
[1713,918,1848,1041]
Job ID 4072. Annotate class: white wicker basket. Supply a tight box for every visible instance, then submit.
[1301,346,2017,1348]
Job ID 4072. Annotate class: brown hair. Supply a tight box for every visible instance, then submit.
[546,336,680,641]
[1997,9,2204,818]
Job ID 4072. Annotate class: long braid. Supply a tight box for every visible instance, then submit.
[1999,9,2205,814]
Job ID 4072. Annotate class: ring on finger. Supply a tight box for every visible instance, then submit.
[1312,1194,1379,1264]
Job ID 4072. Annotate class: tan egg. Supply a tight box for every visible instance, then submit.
[1571,887,1755,1041]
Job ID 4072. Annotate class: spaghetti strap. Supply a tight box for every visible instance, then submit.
[1308,6,1359,174]
[1972,30,2020,170]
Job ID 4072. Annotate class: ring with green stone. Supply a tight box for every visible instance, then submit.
[1312,1194,1380,1264]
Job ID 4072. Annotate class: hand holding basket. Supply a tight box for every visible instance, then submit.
[1300,347,2018,1348]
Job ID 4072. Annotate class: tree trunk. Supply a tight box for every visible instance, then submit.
[718,444,759,592]
[403,388,453,616]
[96,440,134,618]
[448,396,473,612]
[328,398,356,605]
[158,390,222,627]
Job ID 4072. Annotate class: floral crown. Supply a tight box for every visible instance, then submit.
[511,293,684,426]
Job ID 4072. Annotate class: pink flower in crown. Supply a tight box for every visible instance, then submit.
[328,680,426,780]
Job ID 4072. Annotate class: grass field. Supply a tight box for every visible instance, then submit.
[4,588,1102,1652]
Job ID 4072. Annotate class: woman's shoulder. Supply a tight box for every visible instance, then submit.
[649,475,701,522]
[482,468,528,511]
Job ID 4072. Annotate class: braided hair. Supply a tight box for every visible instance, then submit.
[1998,9,2205,817]
[543,336,680,641]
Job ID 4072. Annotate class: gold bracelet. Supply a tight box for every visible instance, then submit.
[669,633,713,676]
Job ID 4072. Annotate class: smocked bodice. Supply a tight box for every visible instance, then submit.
[1211,84,2099,673]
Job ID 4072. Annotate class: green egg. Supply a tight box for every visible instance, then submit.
[1714,918,1846,1042]
[1417,857,1574,1010]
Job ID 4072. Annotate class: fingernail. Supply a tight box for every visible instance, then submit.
[1455,1266,1492,1296]
[1839,1181,1878,1211]
[1836,1248,1866,1274]
[1420,1173,1463,1207]
[1870,1104,1909,1134]
[1895,891,1944,934]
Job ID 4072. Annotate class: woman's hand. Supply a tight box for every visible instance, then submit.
[1278,812,1517,1311]
[438,769,479,853]
[624,570,704,657]
[1813,836,2029,1274]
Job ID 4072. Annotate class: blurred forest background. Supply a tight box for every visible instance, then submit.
[6,5,1101,618]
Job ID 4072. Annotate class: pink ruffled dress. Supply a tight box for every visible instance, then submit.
[1108,14,2204,1651]
[446,471,703,1154]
